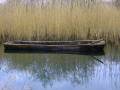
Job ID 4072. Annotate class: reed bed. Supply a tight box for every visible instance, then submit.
[0,1,120,45]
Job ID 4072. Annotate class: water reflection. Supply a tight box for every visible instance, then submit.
[0,46,120,90]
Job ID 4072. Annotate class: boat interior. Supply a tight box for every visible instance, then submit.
[11,40,104,45]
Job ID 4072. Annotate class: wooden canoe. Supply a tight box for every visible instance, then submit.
[3,40,105,54]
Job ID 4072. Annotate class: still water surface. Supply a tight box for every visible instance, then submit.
[0,45,120,90]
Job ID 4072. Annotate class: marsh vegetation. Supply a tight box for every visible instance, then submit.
[0,0,120,45]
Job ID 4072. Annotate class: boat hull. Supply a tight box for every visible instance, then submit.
[4,43,105,55]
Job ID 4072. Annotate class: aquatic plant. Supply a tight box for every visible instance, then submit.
[0,0,120,45]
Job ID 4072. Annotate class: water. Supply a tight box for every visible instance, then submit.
[0,45,120,90]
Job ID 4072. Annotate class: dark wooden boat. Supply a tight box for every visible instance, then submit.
[3,40,105,54]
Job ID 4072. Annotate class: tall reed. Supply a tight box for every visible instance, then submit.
[0,0,120,45]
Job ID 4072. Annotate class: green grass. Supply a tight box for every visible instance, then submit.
[0,2,120,45]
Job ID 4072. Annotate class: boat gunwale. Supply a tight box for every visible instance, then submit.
[13,39,103,42]
[4,40,105,46]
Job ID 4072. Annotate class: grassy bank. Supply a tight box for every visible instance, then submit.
[0,3,120,45]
